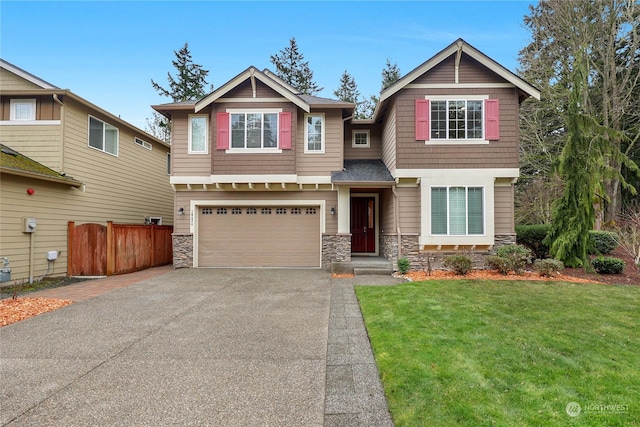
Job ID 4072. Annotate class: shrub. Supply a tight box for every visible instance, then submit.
[588,230,618,255]
[443,254,473,276]
[516,224,551,259]
[485,255,510,275]
[397,257,411,274]
[534,259,564,277]
[495,244,533,275]
[592,257,625,274]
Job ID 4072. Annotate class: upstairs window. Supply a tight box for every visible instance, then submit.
[231,112,278,149]
[189,115,208,153]
[304,113,325,153]
[10,99,36,121]
[134,137,152,150]
[431,186,484,236]
[88,116,119,156]
[431,100,483,140]
[352,130,370,148]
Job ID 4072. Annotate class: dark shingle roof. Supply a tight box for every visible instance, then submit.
[331,160,394,184]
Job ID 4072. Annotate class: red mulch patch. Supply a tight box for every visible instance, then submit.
[0,298,73,327]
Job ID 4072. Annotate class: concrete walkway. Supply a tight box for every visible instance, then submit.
[0,267,403,426]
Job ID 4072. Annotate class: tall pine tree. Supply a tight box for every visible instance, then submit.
[151,43,212,102]
[270,38,322,95]
[381,58,401,91]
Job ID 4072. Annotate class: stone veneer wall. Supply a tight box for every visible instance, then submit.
[172,233,193,268]
[380,234,399,268]
[322,234,351,268]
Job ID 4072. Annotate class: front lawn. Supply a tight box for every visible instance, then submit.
[355,280,640,426]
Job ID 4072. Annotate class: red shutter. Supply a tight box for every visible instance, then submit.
[485,99,500,140]
[216,112,229,150]
[415,99,430,141]
[279,112,292,149]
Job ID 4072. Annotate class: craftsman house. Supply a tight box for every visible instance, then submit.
[154,39,540,269]
[0,59,173,282]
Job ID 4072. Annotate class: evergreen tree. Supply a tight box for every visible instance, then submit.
[151,43,212,102]
[270,38,322,95]
[544,49,639,268]
[333,70,360,104]
[147,43,212,141]
[381,58,401,91]
[357,95,378,120]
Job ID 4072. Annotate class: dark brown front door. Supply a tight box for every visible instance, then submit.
[351,197,375,253]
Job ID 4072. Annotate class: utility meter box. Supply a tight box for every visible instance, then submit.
[47,251,58,261]
[22,217,37,233]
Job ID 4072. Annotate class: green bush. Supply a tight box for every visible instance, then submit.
[495,244,533,275]
[486,255,510,275]
[592,257,625,274]
[533,259,564,277]
[588,230,618,255]
[516,224,551,259]
[443,254,473,276]
[397,257,411,274]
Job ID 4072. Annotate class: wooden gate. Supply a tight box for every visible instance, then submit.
[68,221,173,276]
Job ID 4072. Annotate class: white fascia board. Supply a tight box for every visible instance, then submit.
[170,176,212,185]
[394,168,520,180]
[297,176,333,184]
[211,174,298,183]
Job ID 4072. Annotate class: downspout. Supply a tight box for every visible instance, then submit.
[53,94,65,173]
[392,184,402,259]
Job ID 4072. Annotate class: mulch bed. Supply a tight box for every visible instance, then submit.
[0,298,72,327]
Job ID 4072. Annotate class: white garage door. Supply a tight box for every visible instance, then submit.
[198,206,321,267]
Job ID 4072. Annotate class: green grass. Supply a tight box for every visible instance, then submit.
[355,280,640,426]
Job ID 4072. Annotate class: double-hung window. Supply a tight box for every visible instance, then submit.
[352,130,370,148]
[189,115,208,153]
[431,99,484,140]
[231,112,278,149]
[88,115,119,156]
[431,186,484,235]
[304,113,325,153]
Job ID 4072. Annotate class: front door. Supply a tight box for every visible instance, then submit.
[351,197,375,253]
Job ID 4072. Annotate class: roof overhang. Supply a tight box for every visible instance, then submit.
[0,166,83,188]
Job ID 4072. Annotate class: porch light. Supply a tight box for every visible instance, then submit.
[330,207,335,215]
[178,207,184,215]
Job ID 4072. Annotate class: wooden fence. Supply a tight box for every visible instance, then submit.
[68,221,173,276]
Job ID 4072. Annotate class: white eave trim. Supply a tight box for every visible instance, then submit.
[0,59,58,89]
[394,168,520,180]
[170,174,334,185]
[195,67,310,113]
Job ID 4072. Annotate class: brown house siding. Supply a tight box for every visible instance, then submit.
[381,101,397,173]
[494,184,515,234]
[210,98,297,175]
[169,110,212,177]
[296,109,343,176]
[395,87,520,169]
[0,95,61,121]
[344,122,383,160]
[397,186,421,233]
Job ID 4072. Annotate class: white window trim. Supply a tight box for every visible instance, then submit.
[10,99,36,121]
[134,137,152,150]
[352,130,370,148]
[425,94,490,145]
[429,185,486,237]
[225,108,282,152]
[304,113,325,154]
[166,152,171,175]
[188,114,209,154]
[88,115,119,156]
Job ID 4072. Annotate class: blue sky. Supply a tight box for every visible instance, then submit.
[1,1,535,130]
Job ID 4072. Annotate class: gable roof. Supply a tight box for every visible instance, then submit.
[195,66,311,113]
[0,144,83,187]
[0,59,59,89]
[373,38,540,121]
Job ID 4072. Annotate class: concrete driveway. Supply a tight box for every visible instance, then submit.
[0,268,397,426]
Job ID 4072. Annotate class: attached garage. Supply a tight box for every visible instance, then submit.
[197,204,322,268]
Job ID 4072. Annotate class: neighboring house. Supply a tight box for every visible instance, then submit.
[153,39,540,270]
[0,59,173,282]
